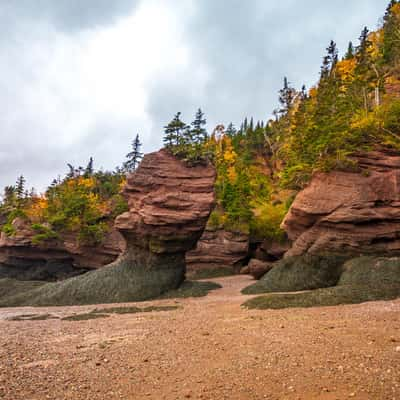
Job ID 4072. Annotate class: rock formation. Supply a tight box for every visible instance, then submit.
[0,149,215,306]
[186,228,249,277]
[244,258,274,280]
[0,218,124,281]
[282,149,400,257]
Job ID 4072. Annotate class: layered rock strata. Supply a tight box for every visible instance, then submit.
[282,149,400,257]
[0,150,215,306]
[186,228,249,276]
[0,218,124,281]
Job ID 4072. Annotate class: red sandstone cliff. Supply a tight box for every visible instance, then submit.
[282,149,400,257]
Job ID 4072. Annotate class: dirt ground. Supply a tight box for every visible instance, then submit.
[0,275,399,400]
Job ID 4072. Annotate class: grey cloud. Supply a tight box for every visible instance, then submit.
[147,0,388,134]
[0,0,140,33]
[0,0,391,192]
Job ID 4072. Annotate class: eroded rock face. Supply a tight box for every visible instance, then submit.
[0,218,124,281]
[282,149,400,257]
[185,228,249,276]
[0,150,216,306]
[116,149,216,254]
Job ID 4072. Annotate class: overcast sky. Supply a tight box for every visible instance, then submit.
[0,0,389,191]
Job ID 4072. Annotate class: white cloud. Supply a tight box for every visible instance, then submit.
[0,0,390,192]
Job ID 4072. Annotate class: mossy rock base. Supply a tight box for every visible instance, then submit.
[157,280,221,299]
[339,256,400,287]
[243,255,400,309]
[243,284,400,310]
[186,266,235,280]
[242,254,347,295]
[0,246,187,307]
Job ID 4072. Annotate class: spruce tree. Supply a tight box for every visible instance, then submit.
[84,157,94,177]
[225,123,237,137]
[190,108,207,143]
[163,112,187,148]
[124,134,143,172]
[321,40,338,79]
[15,175,25,201]
[344,41,355,60]
[356,27,372,66]
[382,0,400,64]
[278,77,296,115]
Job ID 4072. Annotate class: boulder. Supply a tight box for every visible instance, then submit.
[282,149,400,257]
[254,237,291,261]
[0,150,216,306]
[186,228,249,277]
[246,259,274,279]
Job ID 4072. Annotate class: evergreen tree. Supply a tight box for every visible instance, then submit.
[124,134,143,172]
[382,0,400,64]
[321,40,338,79]
[356,27,372,66]
[163,112,187,148]
[190,108,208,143]
[84,157,94,177]
[225,123,237,136]
[15,175,25,201]
[2,186,16,210]
[344,41,355,59]
[278,77,296,115]
[300,85,308,100]
[66,164,76,179]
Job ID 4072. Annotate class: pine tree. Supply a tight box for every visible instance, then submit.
[300,85,308,100]
[321,40,338,79]
[225,123,237,136]
[66,164,75,179]
[15,175,25,201]
[2,186,16,210]
[84,157,94,177]
[278,77,296,115]
[163,112,187,148]
[344,41,354,60]
[190,108,207,143]
[124,134,143,172]
[356,27,372,66]
[382,0,400,64]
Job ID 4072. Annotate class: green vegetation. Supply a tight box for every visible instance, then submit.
[0,158,128,247]
[243,284,400,310]
[162,1,400,241]
[242,254,347,295]
[242,256,400,309]
[0,2,399,273]
[61,313,109,321]
[157,280,222,299]
[92,305,179,314]
[187,266,236,280]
